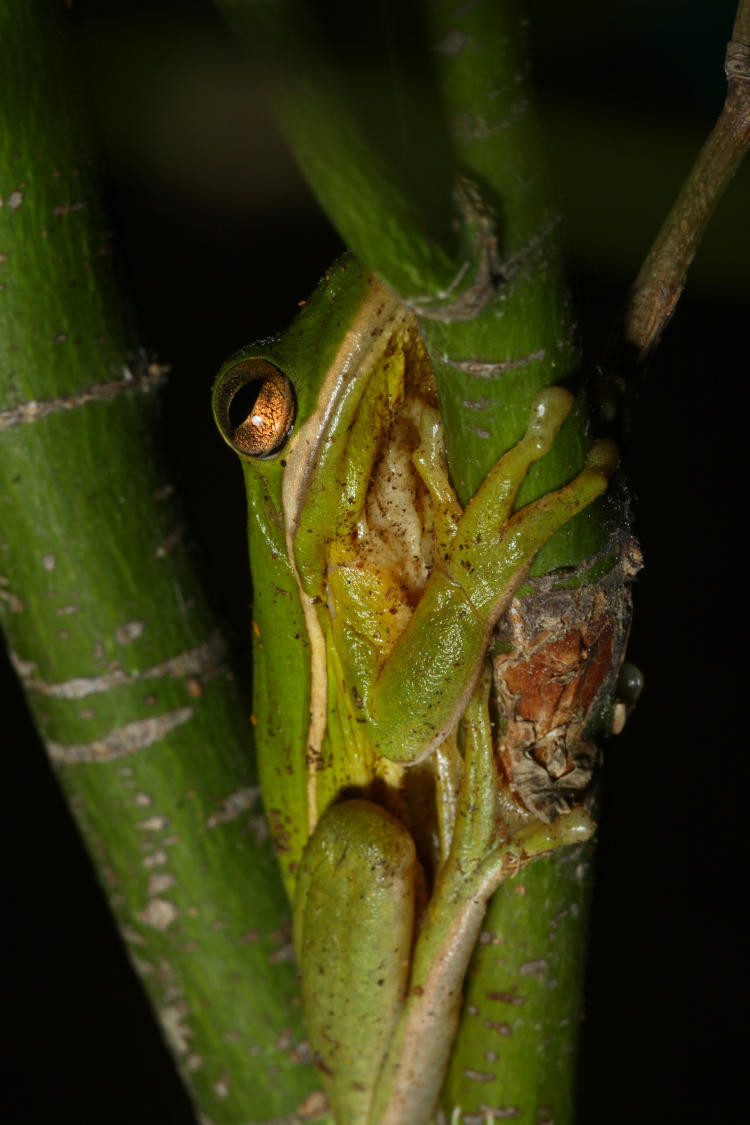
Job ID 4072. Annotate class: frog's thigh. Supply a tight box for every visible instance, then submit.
[294,800,418,1123]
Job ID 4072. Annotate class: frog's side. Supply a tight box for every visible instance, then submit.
[213,256,617,1125]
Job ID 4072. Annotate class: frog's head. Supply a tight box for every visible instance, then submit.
[212,254,422,596]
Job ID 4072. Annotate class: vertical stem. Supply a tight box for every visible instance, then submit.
[1,4,317,1121]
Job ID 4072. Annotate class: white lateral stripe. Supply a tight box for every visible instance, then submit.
[47,707,193,764]
[0,366,167,431]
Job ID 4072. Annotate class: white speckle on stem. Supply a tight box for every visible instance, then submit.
[148,873,176,896]
[213,1076,230,1100]
[138,815,169,832]
[159,1002,191,1055]
[140,897,179,930]
[205,785,261,829]
[518,958,548,980]
[142,849,168,869]
[115,620,145,644]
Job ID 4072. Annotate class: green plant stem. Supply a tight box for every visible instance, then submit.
[212,4,627,1123]
[413,8,602,1118]
[216,0,464,303]
[0,4,316,1122]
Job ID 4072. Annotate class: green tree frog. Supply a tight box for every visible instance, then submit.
[213,255,617,1125]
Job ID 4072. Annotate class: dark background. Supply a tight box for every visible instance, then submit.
[5,1,747,1122]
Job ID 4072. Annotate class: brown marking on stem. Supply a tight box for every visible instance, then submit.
[0,585,25,612]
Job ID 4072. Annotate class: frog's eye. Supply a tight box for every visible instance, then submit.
[213,358,296,459]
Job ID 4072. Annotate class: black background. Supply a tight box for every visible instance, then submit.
[5,2,747,1122]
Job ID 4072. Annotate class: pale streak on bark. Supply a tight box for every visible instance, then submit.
[0,365,167,430]
[436,348,546,379]
[11,632,225,699]
[47,707,194,764]
[205,786,262,829]
[196,1100,328,1125]
[452,96,530,142]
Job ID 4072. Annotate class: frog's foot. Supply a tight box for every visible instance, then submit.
[446,427,619,622]
[437,664,596,901]
[458,386,577,542]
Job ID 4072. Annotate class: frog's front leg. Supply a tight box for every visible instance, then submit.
[370,388,618,763]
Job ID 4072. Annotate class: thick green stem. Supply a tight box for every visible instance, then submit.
[1,4,316,1122]
[215,1,468,305]
[212,4,628,1123]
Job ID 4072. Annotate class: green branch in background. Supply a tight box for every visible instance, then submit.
[0,4,319,1122]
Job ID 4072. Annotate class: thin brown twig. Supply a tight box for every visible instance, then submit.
[622,0,750,363]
